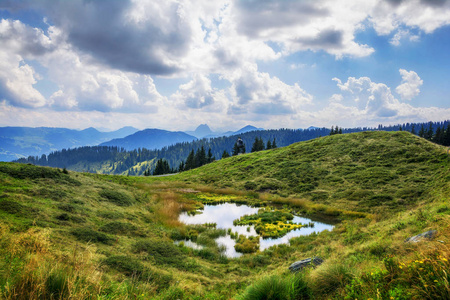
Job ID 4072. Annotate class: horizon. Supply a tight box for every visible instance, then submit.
[1,1,450,131]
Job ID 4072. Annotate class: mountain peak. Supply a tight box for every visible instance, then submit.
[195,124,212,134]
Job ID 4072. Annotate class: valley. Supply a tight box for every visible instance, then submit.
[0,131,449,299]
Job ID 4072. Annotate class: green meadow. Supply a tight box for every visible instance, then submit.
[1,131,449,299]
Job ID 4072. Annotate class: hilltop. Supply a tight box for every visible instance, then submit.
[1,131,449,299]
[180,131,449,214]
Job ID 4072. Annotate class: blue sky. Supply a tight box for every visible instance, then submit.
[0,0,449,131]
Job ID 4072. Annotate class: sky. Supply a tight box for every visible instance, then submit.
[0,0,449,132]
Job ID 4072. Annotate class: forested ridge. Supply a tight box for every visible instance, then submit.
[15,120,450,175]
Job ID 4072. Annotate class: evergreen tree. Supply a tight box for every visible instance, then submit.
[272,138,277,148]
[266,139,272,150]
[207,148,214,163]
[444,124,450,146]
[330,126,334,135]
[232,142,239,156]
[419,125,425,138]
[251,137,265,152]
[222,150,230,159]
[433,126,442,144]
[195,146,207,167]
[185,149,196,170]
[178,161,185,172]
[426,122,434,140]
[411,124,416,135]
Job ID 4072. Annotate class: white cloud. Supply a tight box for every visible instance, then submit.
[0,19,49,107]
[171,74,227,111]
[395,69,423,100]
[371,0,450,35]
[227,63,313,116]
[389,29,420,46]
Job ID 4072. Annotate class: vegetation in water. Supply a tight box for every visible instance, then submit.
[234,207,304,238]
[234,235,260,253]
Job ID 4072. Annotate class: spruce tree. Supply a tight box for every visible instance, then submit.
[272,138,277,148]
[222,150,230,159]
[266,139,272,150]
[185,149,195,170]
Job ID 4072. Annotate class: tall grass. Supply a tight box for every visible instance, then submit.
[238,273,310,300]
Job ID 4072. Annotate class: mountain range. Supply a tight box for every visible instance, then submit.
[0,124,264,162]
[0,126,138,161]
[184,124,264,138]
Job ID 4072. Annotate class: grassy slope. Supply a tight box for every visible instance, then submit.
[1,131,449,299]
[180,131,449,214]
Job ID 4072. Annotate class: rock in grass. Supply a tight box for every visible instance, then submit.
[289,257,323,272]
[405,230,437,243]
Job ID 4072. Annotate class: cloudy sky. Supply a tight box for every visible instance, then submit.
[0,0,449,132]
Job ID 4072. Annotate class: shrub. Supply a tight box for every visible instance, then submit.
[309,263,354,296]
[238,274,310,300]
[132,240,192,270]
[71,227,115,245]
[99,221,137,235]
[99,190,134,206]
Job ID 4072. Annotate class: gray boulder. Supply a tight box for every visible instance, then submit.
[405,230,437,243]
[289,257,323,273]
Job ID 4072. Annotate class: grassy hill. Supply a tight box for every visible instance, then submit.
[1,131,449,299]
[180,131,449,214]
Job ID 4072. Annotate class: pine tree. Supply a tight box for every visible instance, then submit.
[185,149,196,170]
[330,126,334,135]
[272,138,277,148]
[426,122,434,140]
[411,124,416,135]
[222,150,230,159]
[419,125,425,138]
[232,142,239,156]
[207,148,214,163]
[266,139,272,150]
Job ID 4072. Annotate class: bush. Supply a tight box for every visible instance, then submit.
[71,227,115,245]
[99,221,138,235]
[310,263,354,296]
[99,190,134,206]
[238,274,310,300]
[132,240,192,270]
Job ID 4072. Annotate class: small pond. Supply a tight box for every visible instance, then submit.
[178,203,334,258]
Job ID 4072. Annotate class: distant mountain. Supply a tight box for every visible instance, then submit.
[0,126,139,161]
[232,125,264,136]
[100,128,197,151]
[185,124,214,138]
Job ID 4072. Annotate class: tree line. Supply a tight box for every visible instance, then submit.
[15,120,449,175]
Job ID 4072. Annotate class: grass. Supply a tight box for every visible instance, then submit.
[0,131,449,299]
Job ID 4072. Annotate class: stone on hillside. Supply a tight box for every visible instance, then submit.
[405,230,437,243]
[289,257,323,273]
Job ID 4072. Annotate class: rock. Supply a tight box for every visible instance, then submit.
[289,257,323,272]
[405,230,437,243]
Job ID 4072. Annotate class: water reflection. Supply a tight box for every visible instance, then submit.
[178,203,334,257]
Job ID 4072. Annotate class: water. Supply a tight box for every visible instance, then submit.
[178,203,334,257]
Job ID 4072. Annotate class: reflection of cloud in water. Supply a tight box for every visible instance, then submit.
[179,203,259,228]
[174,240,203,250]
[179,203,334,257]
[216,236,242,258]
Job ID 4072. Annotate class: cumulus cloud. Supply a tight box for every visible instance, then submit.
[395,69,423,100]
[227,63,312,115]
[0,19,50,107]
[171,74,227,111]
[371,0,450,35]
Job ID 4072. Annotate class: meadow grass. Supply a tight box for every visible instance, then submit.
[0,131,449,299]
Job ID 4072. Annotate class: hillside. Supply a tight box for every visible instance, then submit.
[179,131,449,214]
[1,131,450,299]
